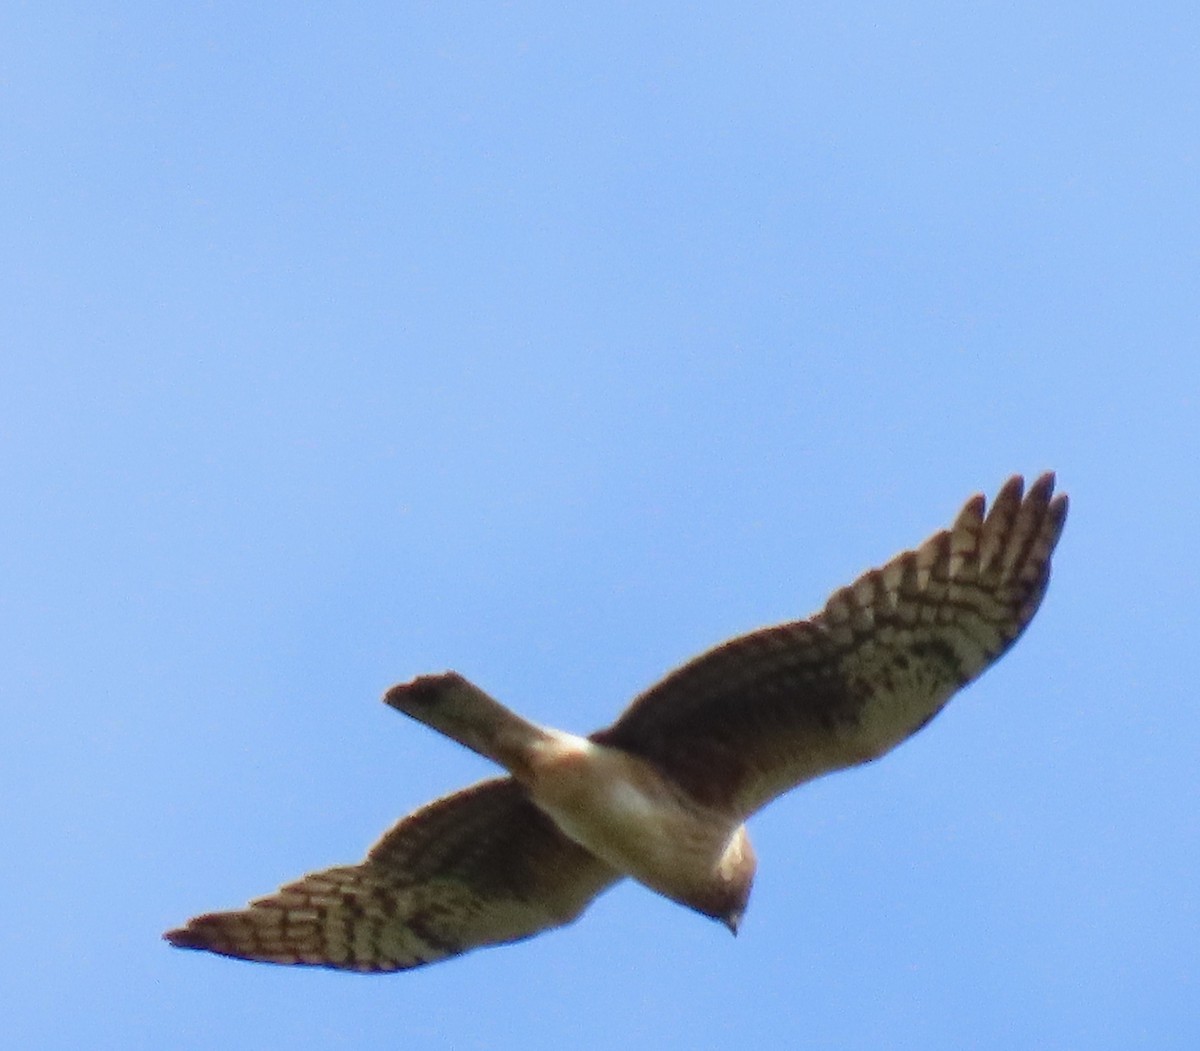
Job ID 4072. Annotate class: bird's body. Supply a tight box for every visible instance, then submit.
[521,730,754,928]
[166,473,1068,972]
[381,674,754,926]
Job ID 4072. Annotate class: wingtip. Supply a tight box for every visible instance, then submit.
[954,492,987,528]
[1051,490,1069,519]
[995,473,1027,502]
[163,924,202,951]
[981,471,1066,519]
[1007,471,1068,533]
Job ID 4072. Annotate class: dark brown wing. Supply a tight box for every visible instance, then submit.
[164,777,618,973]
[592,474,1068,817]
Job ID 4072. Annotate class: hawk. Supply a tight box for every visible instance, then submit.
[165,473,1067,972]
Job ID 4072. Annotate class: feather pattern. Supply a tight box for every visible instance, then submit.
[166,473,1067,972]
[593,474,1067,815]
[165,778,617,972]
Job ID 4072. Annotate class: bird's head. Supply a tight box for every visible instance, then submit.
[704,825,756,936]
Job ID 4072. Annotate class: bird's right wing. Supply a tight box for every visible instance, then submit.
[594,474,1068,817]
[165,777,619,972]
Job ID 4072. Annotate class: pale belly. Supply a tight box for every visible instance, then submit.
[524,733,741,902]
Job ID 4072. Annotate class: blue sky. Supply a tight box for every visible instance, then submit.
[3,3,1197,1048]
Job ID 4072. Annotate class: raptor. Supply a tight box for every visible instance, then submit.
[166,473,1067,972]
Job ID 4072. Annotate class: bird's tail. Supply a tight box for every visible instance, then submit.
[384,673,552,778]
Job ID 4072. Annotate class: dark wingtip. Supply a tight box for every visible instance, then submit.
[1030,469,1056,491]
[1023,471,1068,537]
[996,473,1026,502]
[1051,490,1069,521]
[163,925,202,950]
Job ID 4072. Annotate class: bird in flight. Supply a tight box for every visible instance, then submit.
[166,473,1067,973]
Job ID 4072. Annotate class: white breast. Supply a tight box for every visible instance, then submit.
[524,733,739,895]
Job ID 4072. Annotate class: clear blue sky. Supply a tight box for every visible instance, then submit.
[3,4,1196,1048]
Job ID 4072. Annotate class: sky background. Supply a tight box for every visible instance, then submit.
[3,3,1197,1048]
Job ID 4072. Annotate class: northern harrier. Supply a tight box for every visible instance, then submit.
[166,474,1067,972]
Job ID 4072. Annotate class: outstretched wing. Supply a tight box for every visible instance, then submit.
[593,474,1068,817]
[165,777,618,972]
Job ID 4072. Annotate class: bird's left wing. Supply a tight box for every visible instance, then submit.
[592,474,1067,817]
[165,776,618,972]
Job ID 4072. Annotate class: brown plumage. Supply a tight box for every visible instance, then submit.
[165,473,1067,972]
